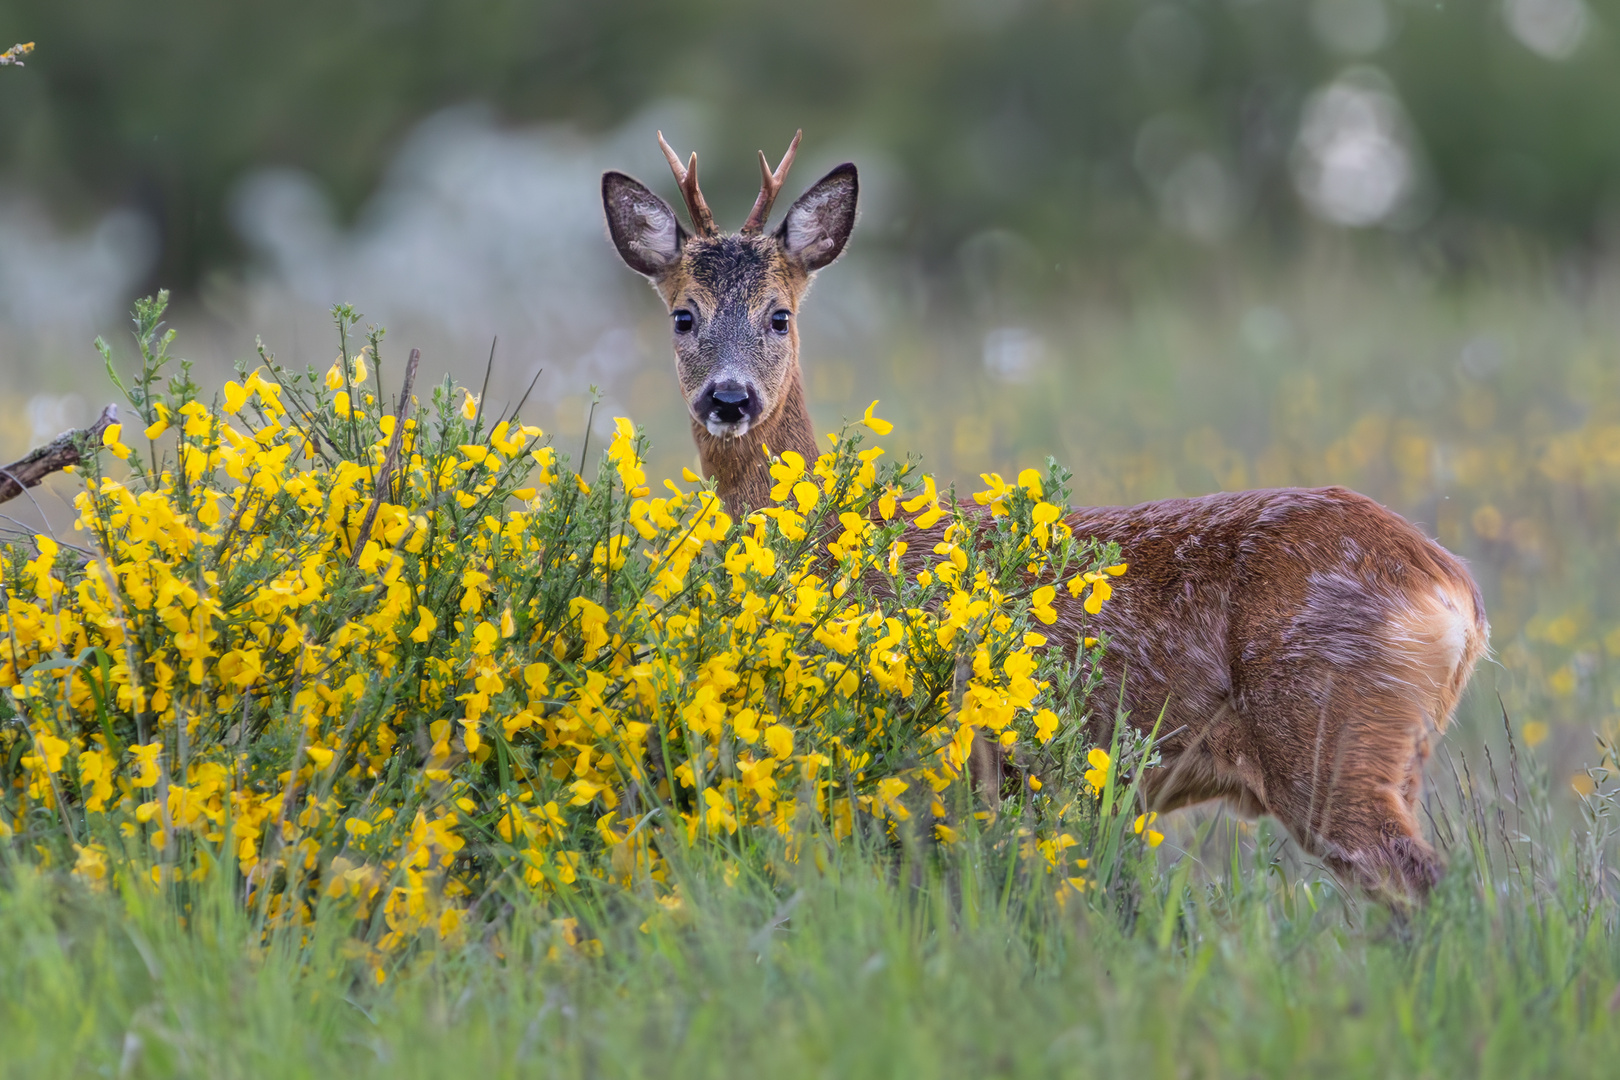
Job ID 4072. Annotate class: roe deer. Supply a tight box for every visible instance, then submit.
[602,132,1488,899]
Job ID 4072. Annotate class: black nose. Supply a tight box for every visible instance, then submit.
[705,381,756,425]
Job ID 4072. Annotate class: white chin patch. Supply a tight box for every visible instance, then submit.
[704,417,752,439]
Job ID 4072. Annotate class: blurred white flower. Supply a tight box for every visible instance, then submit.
[25,393,87,443]
[1291,69,1424,228]
[982,327,1044,383]
[1502,0,1589,61]
[229,105,631,352]
[1134,115,1246,243]
[0,202,157,332]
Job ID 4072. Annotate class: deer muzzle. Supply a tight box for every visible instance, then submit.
[695,379,762,438]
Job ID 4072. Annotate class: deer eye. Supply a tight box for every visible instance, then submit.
[672,309,695,334]
[770,310,791,335]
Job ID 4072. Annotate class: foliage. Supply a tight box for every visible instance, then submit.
[0,296,1151,981]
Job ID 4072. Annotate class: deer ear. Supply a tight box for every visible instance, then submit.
[777,163,857,271]
[602,171,686,278]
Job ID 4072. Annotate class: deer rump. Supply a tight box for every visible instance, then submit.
[908,484,1487,898]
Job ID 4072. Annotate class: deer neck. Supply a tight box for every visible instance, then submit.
[694,362,816,515]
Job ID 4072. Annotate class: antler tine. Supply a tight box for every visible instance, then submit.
[741,129,803,235]
[656,130,717,237]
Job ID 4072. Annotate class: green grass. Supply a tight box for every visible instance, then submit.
[3,730,1617,1079]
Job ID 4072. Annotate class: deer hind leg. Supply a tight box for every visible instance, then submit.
[1248,678,1443,900]
[1304,581,1486,898]
[967,734,1004,807]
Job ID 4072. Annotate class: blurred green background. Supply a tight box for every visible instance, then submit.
[6,0,1620,281]
[0,0,1617,782]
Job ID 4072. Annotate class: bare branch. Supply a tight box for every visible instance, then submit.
[0,404,118,507]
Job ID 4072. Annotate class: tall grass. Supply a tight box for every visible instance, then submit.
[4,721,1616,1078]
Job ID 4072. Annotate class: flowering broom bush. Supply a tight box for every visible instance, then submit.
[0,296,1142,975]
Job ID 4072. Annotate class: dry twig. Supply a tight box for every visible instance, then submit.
[0,403,118,507]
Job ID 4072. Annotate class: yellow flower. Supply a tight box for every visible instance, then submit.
[222,380,250,414]
[72,843,109,892]
[764,724,794,760]
[1031,501,1062,548]
[902,476,946,529]
[1134,812,1164,847]
[862,400,893,435]
[218,648,265,688]
[792,479,819,514]
[568,597,610,655]
[703,788,738,834]
[972,472,1012,514]
[101,423,132,460]
[461,389,478,422]
[32,731,70,774]
[130,742,163,788]
[1069,571,1114,613]
[144,403,170,439]
[1033,708,1060,743]
[1083,747,1111,794]
[1030,585,1058,625]
[325,357,346,389]
[77,749,114,812]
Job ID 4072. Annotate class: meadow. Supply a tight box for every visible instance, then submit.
[2,248,1619,1078]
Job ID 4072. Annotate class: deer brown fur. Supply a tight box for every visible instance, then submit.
[602,132,1488,900]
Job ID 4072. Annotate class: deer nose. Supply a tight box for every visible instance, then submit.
[713,386,750,408]
[703,380,758,426]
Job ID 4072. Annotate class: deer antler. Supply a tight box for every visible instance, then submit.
[741,130,803,235]
[657,131,717,237]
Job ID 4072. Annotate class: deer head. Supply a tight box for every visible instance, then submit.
[602,131,857,509]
